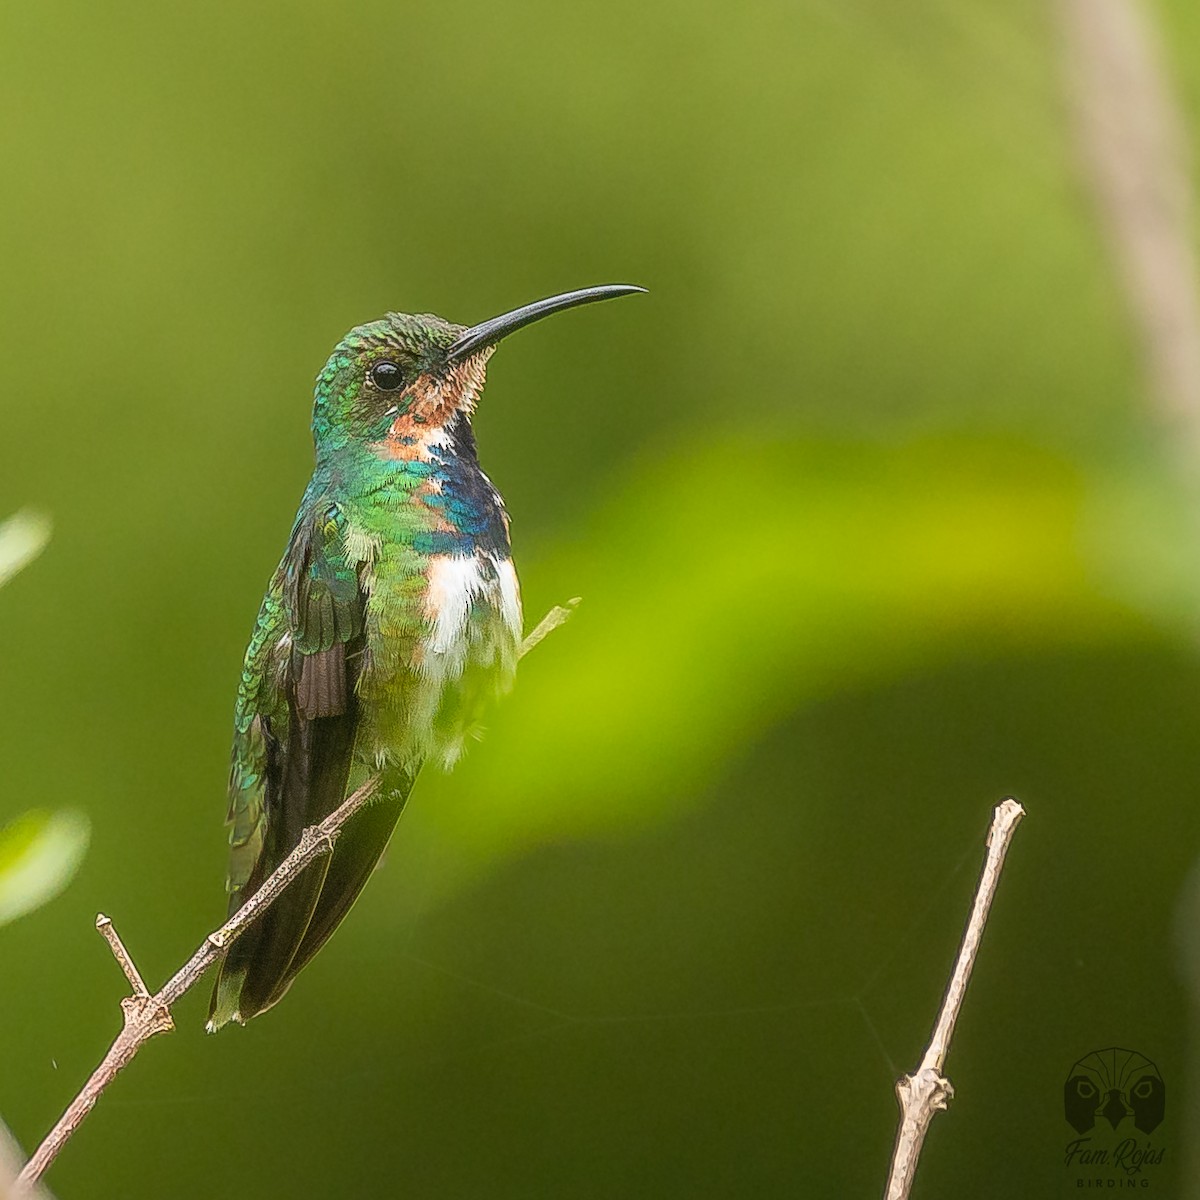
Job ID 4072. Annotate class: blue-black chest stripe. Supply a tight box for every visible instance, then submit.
[419,417,510,557]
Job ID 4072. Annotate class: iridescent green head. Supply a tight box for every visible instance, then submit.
[311,285,646,455]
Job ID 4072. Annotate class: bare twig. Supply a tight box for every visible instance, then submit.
[883,798,1026,1200]
[94,914,153,999]
[520,597,580,658]
[14,775,382,1191]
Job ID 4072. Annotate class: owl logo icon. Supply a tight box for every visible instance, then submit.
[1064,1047,1165,1135]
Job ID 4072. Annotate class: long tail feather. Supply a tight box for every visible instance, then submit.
[208,693,358,1028]
[262,770,415,1009]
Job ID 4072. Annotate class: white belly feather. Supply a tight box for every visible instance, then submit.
[409,551,523,768]
[351,536,523,770]
[424,553,522,662]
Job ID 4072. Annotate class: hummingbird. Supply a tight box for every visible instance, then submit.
[207,284,644,1030]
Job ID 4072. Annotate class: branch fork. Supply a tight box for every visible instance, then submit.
[95,914,174,1037]
[896,1068,953,1118]
[14,777,380,1191]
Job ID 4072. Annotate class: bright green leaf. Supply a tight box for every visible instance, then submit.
[0,511,51,589]
[0,809,90,926]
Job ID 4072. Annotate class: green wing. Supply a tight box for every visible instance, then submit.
[209,501,367,1028]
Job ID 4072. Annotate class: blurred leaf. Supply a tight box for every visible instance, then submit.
[0,511,50,589]
[0,809,89,926]
[1083,447,1200,635]
[426,433,1151,888]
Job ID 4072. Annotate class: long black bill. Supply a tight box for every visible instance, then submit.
[445,284,646,364]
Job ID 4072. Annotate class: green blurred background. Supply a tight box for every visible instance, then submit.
[3,0,1199,1194]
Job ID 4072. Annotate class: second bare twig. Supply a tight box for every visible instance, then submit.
[883,797,1026,1200]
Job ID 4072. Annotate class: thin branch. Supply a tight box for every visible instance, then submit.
[14,775,382,1191]
[520,597,580,658]
[883,797,1026,1200]
[94,914,153,999]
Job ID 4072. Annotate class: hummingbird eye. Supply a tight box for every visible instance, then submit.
[370,361,404,391]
